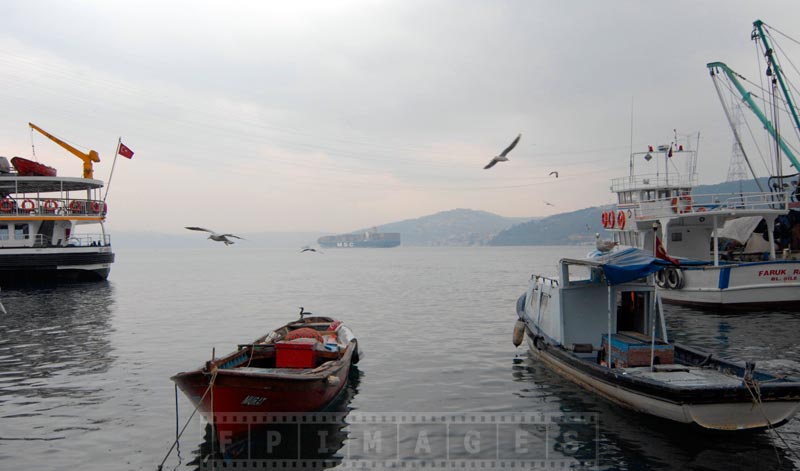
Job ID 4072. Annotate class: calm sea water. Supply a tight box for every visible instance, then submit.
[0,246,798,470]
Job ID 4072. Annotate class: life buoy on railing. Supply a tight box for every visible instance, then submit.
[91,201,103,214]
[601,211,609,228]
[607,211,615,229]
[21,199,35,212]
[617,210,626,230]
[671,195,693,214]
[0,199,13,213]
[69,200,84,213]
[697,207,707,212]
[654,269,667,288]
[43,199,58,212]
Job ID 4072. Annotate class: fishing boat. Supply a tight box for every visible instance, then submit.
[10,156,57,177]
[600,21,800,309]
[0,123,113,282]
[513,246,800,430]
[172,313,361,438]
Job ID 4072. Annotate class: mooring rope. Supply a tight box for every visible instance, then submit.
[743,377,800,464]
[156,369,218,471]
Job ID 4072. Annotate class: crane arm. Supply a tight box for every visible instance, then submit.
[28,122,100,179]
[706,62,800,172]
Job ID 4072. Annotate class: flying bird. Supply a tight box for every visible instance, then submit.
[185,227,245,246]
[549,171,559,178]
[483,133,521,169]
[543,200,555,207]
[595,233,619,253]
[301,246,322,253]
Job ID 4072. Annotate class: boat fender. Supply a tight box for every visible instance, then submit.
[326,375,341,386]
[0,199,12,213]
[512,319,525,347]
[21,199,35,212]
[654,269,667,288]
[665,267,684,289]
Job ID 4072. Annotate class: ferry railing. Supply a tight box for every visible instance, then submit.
[66,234,111,247]
[0,197,108,216]
[635,191,788,219]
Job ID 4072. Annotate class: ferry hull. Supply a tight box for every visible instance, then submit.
[0,249,114,282]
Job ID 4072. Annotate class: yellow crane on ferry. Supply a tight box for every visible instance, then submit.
[28,122,100,179]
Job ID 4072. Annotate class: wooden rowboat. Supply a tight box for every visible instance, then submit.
[171,315,361,438]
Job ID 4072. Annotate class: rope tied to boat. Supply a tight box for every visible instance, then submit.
[742,367,800,464]
[156,368,218,471]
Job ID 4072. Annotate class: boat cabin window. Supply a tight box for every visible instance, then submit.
[14,224,29,240]
[0,224,7,240]
[642,190,656,202]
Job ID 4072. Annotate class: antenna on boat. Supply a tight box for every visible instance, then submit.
[629,96,634,178]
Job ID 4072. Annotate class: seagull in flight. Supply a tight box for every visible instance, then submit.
[543,200,555,207]
[301,246,322,253]
[185,227,245,246]
[483,133,521,169]
[549,171,559,178]
[595,233,618,253]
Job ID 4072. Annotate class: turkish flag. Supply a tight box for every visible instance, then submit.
[118,142,134,159]
[656,237,679,266]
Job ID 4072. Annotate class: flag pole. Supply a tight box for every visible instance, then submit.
[104,137,121,203]
[650,224,658,371]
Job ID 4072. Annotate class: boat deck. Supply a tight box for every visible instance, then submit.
[624,366,744,387]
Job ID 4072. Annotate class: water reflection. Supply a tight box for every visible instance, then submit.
[0,282,115,441]
[189,366,361,470]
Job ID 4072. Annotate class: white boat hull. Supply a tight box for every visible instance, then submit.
[660,261,800,308]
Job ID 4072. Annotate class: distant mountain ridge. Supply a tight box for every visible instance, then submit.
[360,208,532,246]
[488,178,769,246]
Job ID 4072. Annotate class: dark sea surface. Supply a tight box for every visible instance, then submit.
[0,246,798,470]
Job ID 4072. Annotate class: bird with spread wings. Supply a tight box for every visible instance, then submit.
[185,227,245,246]
[484,133,521,169]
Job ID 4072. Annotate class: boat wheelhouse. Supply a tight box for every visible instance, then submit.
[514,247,800,430]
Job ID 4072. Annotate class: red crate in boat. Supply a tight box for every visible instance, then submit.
[276,339,318,368]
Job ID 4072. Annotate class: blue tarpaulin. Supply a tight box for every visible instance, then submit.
[590,247,672,286]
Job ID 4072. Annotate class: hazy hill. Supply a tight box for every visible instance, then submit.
[361,208,532,246]
[489,178,770,246]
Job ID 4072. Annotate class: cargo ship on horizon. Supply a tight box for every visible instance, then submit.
[318,228,400,248]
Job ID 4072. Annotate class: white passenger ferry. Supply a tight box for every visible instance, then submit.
[0,124,114,282]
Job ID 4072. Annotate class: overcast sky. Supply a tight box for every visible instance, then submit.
[0,1,798,234]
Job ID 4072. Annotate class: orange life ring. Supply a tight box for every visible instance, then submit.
[69,200,84,213]
[607,211,616,229]
[0,199,13,213]
[91,201,102,214]
[601,212,609,228]
[21,199,35,212]
[697,206,707,212]
[671,195,693,214]
[617,210,626,230]
[43,199,58,211]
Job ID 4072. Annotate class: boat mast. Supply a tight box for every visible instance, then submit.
[752,20,800,141]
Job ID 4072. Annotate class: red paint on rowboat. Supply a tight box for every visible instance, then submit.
[10,157,57,177]
[171,316,360,439]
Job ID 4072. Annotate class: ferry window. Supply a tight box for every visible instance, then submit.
[14,224,29,240]
[671,232,682,242]
[0,225,7,240]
